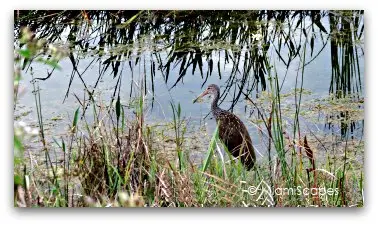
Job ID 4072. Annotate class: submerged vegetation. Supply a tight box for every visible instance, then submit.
[14,10,364,207]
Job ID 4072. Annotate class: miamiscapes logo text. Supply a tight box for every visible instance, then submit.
[242,180,339,206]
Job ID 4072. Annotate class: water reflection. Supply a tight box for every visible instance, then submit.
[14,10,364,155]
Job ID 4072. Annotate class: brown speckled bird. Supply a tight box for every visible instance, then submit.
[193,84,256,170]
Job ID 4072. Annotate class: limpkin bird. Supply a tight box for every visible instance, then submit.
[193,84,256,170]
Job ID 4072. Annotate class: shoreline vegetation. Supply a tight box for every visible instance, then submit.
[14,10,364,207]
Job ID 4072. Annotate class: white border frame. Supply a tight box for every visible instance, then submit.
[1,2,375,224]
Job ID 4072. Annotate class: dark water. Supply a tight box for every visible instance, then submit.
[14,10,365,158]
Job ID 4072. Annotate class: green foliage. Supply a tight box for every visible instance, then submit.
[13,11,364,208]
[201,125,219,173]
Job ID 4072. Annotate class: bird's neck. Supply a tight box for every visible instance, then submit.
[211,92,220,112]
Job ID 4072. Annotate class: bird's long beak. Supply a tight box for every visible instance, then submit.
[193,89,209,103]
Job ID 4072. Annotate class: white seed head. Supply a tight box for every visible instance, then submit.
[24,126,31,133]
[18,121,27,127]
[31,129,39,136]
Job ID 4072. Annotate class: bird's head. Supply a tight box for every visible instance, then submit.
[193,84,220,103]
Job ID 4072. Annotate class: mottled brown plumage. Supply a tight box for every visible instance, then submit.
[193,84,256,170]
